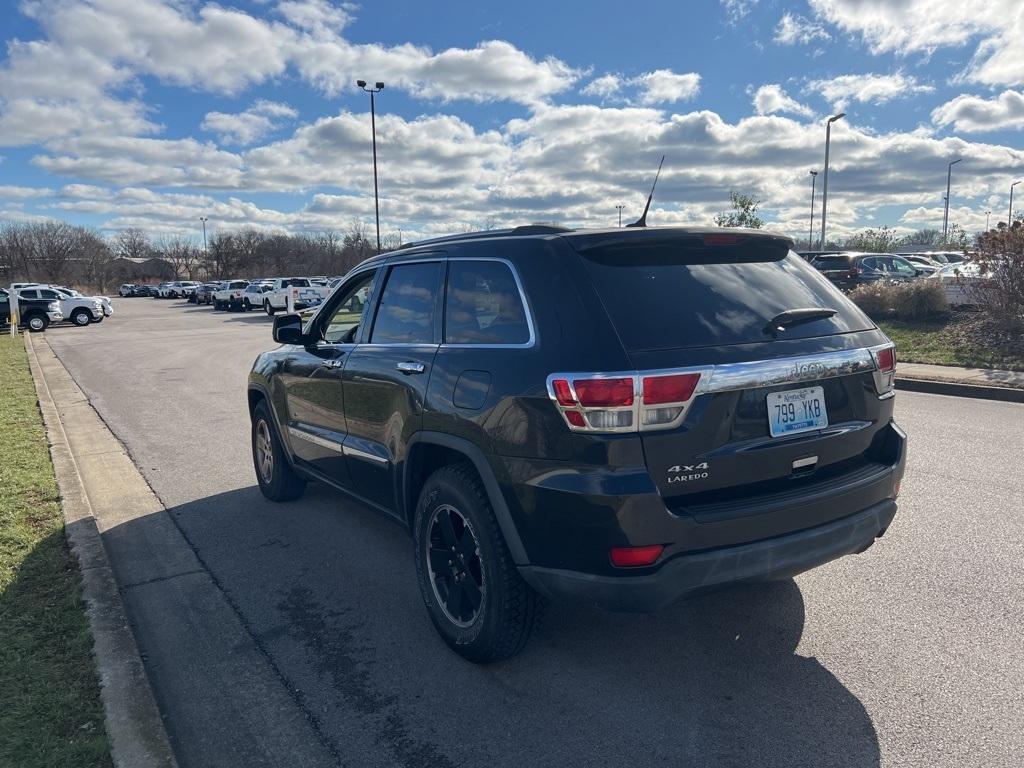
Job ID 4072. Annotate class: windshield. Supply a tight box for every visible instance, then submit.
[579,243,873,351]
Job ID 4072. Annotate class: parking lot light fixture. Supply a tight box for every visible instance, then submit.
[615,204,625,227]
[199,216,208,255]
[357,79,385,252]
[943,159,962,241]
[1010,181,1021,228]
[820,113,845,249]
[808,170,818,249]
[986,210,991,230]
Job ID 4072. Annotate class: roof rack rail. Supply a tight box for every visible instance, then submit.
[398,224,572,250]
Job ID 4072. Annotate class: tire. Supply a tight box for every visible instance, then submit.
[264,300,276,316]
[243,299,252,312]
[251,401,306,502]
[414,464,544,663]
[214,299,223,310]
[71,308,92,326]
[25,313,48,332]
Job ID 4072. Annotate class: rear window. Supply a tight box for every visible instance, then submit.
[283,278,310,288]
[230,281,248,289]
[578,241,872,351]
[812,256,852,269]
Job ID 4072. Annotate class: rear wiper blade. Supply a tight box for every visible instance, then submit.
[764,307,837,336]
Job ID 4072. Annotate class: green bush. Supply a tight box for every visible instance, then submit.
[849,281,949,320]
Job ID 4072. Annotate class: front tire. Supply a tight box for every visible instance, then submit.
[251,401,306,502]
[26,314,48,332]
[414,464,544,663]
[264,301,276,316]
[71,308,92,326]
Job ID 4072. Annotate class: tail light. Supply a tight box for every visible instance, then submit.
[610,544,664,568]
[870,343,896,397]
[547,369,707,433]
[292,289,299,298]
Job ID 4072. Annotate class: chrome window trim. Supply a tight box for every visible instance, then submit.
[288,425,344,453]
[342,444,390,465]
[440,257,537,350]
[546,347,890,434]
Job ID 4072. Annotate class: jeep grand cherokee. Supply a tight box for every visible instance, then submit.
[248,226,906,662]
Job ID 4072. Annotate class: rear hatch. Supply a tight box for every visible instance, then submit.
[569,230,893,526]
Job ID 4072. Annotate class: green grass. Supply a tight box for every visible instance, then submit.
[879,317,1024,372]
[0,335,112,768]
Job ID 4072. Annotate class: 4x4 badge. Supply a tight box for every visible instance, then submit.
[666,462,709,483]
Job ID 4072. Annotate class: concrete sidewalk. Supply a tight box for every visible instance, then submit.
[895,362,1024,402]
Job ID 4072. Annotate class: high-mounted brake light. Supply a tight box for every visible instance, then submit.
[702,234,743,246]
[547,370,706,433]
[610,544,664,568]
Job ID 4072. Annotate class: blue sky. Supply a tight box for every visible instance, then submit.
[1,0,1022,244]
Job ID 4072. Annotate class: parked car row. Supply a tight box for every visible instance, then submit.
[2,283,113,331]
[138,276,339,315]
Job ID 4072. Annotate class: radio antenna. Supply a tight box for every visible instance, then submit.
[626,155,665,228]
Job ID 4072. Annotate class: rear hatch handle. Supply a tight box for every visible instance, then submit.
[764,307,837,336]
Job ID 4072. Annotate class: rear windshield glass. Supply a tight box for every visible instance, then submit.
[579,242,872,351]
[283,278,310,288]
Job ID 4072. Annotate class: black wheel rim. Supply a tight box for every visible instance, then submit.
[426,504,485,627]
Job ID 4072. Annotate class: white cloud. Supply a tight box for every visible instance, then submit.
[806,0,1024,88]
[721,0,759,22]
[774,12,831,45]
[809,72,934,109]
[752,85,813,117]
[0,185,53,199]
[931,90,1024,132]
[201,100,299,145]
[581,70,701,106]
[580,74,622,100]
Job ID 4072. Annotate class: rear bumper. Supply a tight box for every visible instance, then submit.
[520,499,897,612]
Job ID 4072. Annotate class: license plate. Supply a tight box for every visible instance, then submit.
[767,386,828,437]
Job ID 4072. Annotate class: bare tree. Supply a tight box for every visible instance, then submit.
[32,221,79,284]
[77,229,115,292]
[0,221,35,281]
[113,227,152,261]
[156,235,201,279]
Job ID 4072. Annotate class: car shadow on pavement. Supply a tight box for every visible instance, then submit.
[223,313,273,324]
[102,483,880,768]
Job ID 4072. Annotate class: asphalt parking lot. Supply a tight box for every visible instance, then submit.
[42,298,1024,768]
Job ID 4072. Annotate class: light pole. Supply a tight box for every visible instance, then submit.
[808,170,818,249]
[199,216,208,254]
[942,158,962,241]
[1010,181,1021,228]
[986,210,991,230]
[357,80,385,253]
[820,112,845,249]
[615,204,625,227]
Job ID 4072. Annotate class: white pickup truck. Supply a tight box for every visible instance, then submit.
[212,279,251,311]
[262,278,331,315]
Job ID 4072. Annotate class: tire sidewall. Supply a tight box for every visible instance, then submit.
[72,309,91,326]
[27,315,47,332]
[251,401,305,501]
[413,471,503,655]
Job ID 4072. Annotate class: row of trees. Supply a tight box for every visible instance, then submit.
[0,220,401,293]
[714,191,988,251]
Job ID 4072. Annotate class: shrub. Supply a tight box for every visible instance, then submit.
[848,281,949,321]
[974,224,1024,333]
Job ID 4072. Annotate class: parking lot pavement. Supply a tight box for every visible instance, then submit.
[43,297,1024,768]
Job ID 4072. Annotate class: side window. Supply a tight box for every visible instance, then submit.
[860,258,878,272]
[370,262,443,344]
[445,260,531,345]
[322,270,377,344]
[893,258,916,276]
[21,289,39,299]
[40,289,60,299]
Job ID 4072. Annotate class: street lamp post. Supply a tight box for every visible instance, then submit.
[615,204,625,227]
[986,210,991,231]
[808,170,818,249]
[357,80,385,253]
[199,215,208,253]
[819,113,845,249]
[1010,181,1021,228]
[942,158,962,241]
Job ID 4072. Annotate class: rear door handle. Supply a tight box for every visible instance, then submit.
[396,361,426,374]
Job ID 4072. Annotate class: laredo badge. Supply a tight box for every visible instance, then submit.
[667,462,710,483]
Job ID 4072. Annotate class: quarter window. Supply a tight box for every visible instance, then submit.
[370,262,443,344]
[444,261,530,345]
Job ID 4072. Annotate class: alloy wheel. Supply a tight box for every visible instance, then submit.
[255,419,274,484]
[425,504,485,627]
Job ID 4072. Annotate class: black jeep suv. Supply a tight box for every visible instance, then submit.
[248,226,906,662]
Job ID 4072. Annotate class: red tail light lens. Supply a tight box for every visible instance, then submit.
[573,377,634,407]
[876,346,896,372]
[565,411,586,427]
[642,373,701,404]
[610,544,664,568]
[551,378,576,406]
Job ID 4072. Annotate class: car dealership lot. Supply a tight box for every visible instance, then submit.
[42,298,1024,768]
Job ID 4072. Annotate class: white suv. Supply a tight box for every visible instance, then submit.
[18,286,104,326]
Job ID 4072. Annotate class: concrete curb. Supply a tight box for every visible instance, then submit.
[24,333,179,768]
[895,375,1024,403]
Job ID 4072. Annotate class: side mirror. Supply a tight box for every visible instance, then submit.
[272,313,310,345]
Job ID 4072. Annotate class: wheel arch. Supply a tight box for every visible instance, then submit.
[403,432,529,565]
